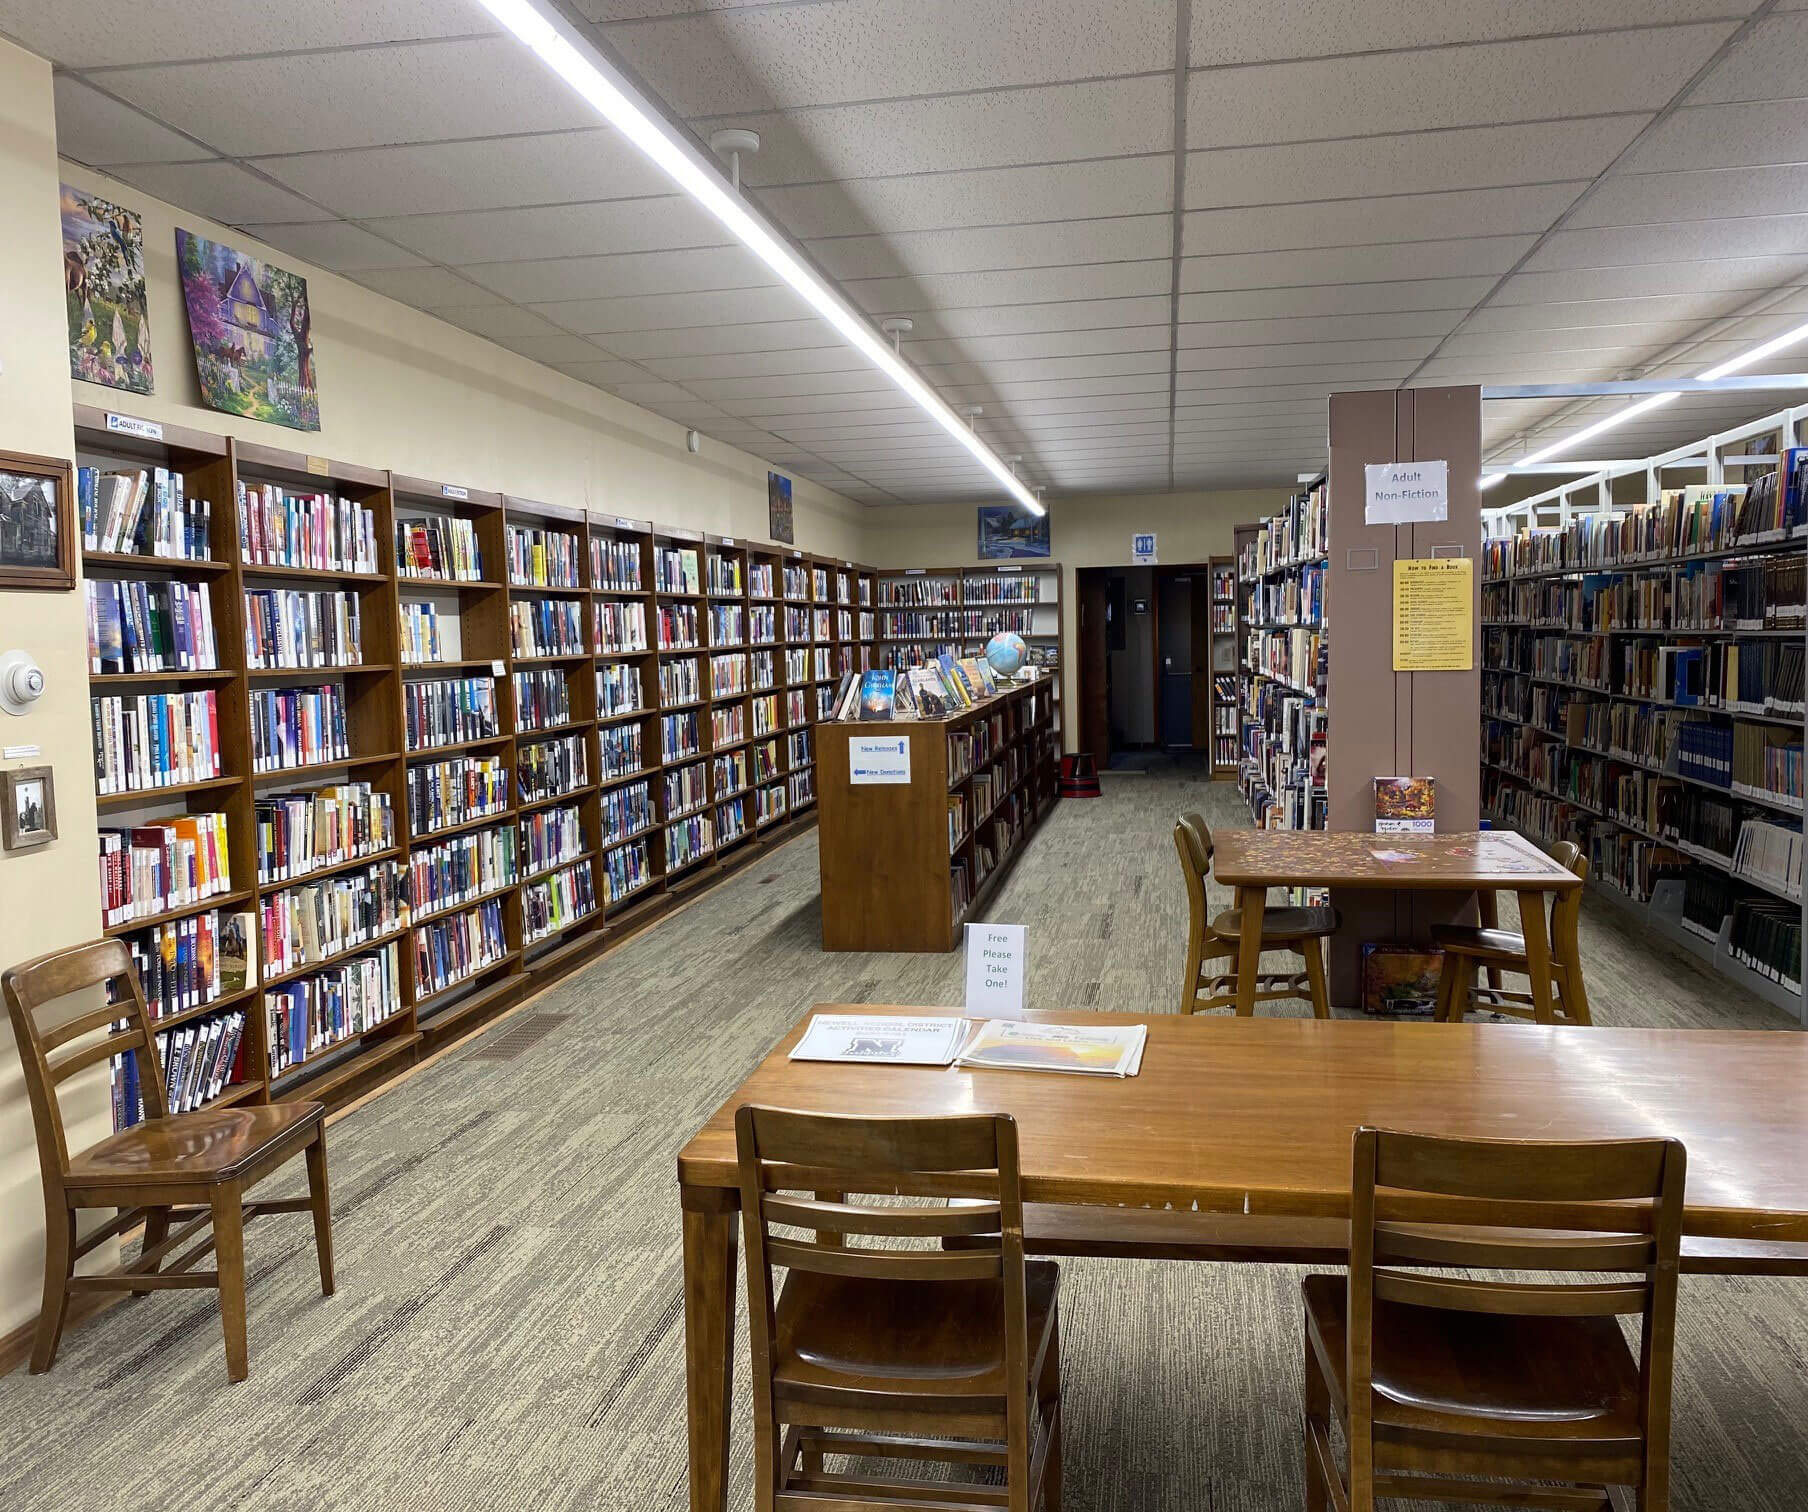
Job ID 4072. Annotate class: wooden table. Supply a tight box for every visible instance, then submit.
[1209,829,1581,1018]
[676,1006,1808,1511]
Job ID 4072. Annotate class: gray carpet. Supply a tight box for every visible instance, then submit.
[2,765,1802,1511]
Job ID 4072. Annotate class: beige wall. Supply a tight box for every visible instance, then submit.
[862,486,1294,745]
[56,171,867,560]
[0,38,107,1340]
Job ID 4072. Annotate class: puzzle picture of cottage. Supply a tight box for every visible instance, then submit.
[175,228,320,432]
[61,183,153,395]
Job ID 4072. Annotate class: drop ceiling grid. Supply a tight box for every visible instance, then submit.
[18,0,1808,499]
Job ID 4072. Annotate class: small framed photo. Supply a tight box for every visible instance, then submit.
[2,765,58,851]
[0,451,76,592]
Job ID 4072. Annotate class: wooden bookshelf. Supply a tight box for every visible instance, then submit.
[872,561,1064,746]
[1209,555,1239,778]
[816,678,1061,952]
[1479,440,1806,1022]
[73,402,876,1121]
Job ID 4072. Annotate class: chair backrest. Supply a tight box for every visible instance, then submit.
[1547,840,1589,970]
[3,938,167,1184]
[735,1108,1032,1447]
[1173,816,1210,946]
[1347,1127,1684,1483]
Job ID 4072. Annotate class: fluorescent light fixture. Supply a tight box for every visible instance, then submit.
[472,0,1045,516]
[1481,319,1808,485]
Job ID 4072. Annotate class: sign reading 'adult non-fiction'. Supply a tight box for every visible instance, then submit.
[1364,459,1449,525]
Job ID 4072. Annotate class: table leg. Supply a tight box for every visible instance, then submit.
[1235,884,1266,1017]
[1517,888,1555,1026]
[682,1184,739,1512]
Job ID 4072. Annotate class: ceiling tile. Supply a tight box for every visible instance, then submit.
[725,77,1173,183]
[598,320,833,359]
[1689,10,1808,106]
[759,157,1172,239]
[1179,278,1496,322]
[682,371,902,402]
[256,130,673,219]
[97,39,598,156]
[1186,27,1734,148]
[844,261,1172,315]
[0,0,495,67]
[906,297,1174,340]
[239,220,428,272]
[1187,0,1742,66]
[363,197,728,265]
[436,305,572,343]
[107,159,334,224]
[642,346,869,381]
[918,352,1173,386]
[496,334,627,366]
[1184,183,1583,257]
[1178,337,1438,370]
[1616,100,1808,175]
[607,0,1172,116]
[348,266,506,307]
[459,245,776,304]
[531,284,819,334]
[1492,258,1804,304]
[1460,291,1759,333]
[1184,118,1644,209]
[1570,164,1808,228]
[1181,236,1535,292]
[1522,218,1808,270]
[1179,310,1462,346]
[907,327,1171,365]
[52,75,211,165]
[808,215,1172,282]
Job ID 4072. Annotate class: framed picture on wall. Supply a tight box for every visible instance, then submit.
[767,471,794,544]
[2,765,58,851]
[977,504,1050,559]
[0,451,76,592]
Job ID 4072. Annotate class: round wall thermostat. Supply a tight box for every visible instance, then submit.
[686,429,702,454]
[0,651,46,715]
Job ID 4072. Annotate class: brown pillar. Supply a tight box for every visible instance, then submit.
[1325,387,1482,1000]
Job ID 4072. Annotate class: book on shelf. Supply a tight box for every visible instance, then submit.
[244,587,361,670]
[86,578,218,673]
[909,667,948,717]
[98,812,232,926]
[80,464,212,560]
[858,669,895,720]
[396,514,482,581]
[93,688,222,793]
[218,910,257,997]
[111,1008,248,1130]
[266,940,403,1076]
[237,483,377,573]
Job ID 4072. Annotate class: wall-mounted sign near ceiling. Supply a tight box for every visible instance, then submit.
[1131,532,1157,564]
[1364,459,1449,525]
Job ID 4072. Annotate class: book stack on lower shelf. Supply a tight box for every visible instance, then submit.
[1482,466,1806,1018]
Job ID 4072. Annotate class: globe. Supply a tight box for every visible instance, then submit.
[984,630,1028,679]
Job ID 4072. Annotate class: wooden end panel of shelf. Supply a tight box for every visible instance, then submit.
[817,718,954,953]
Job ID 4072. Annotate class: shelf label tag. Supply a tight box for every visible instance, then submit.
[1365,459,1448,525]
[964,923,1026,1016]
[105,413,163,441]
[306,455,330,476]
[3,744,41,760]
[440,484,469,501]
[849,732,910,785]
[1132,532,1157,564]
[998,565,1022,573]
[490,659,506,677]
[615,516,635,530]
[721,536,734,546]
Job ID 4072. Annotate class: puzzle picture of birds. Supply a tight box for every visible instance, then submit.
[176,228,321,432]
[61,183,153,395]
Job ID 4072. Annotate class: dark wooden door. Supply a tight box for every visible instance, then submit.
[1077,568,1110,764]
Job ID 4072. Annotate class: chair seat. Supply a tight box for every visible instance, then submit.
[1429,924,1528,963]
[1211,905,1339,941]
[1302,1273,1642,1446]
[773,1260,1059,1413]
[65,1102,324,1188]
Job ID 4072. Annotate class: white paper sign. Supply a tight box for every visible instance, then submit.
[965,923,1026,1015]
[106,413,163,441]
[1132,532,1158,564]
[439,484,469,501]
[849,733,910,784]
[1365,460,1449,525]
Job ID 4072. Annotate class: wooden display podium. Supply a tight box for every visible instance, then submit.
[816,679,1060,952]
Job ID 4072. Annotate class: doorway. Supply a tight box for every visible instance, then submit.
[1076,562,1215,769]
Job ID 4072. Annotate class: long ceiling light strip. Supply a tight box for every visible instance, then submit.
[1478,315,1808,491]
[473,0,1045,516]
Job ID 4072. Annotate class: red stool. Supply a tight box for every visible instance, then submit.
[1059,752,1101,798]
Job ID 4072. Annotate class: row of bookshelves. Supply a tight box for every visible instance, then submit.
[75,402,878,1128]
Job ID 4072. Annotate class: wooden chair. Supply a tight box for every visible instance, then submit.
[1175,811,1336,1017]
[3,938,334,1382]
[736,1107,1061,1512]
[1303,1127,1684,1512]
[1431,840,1592,1024]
